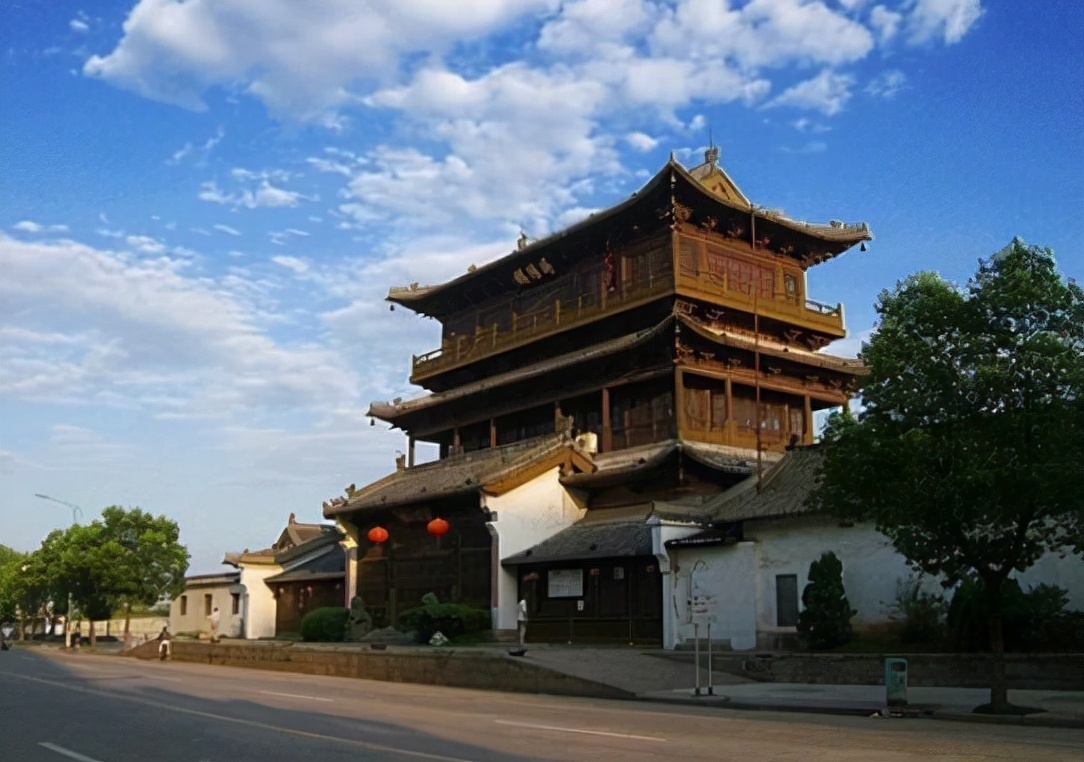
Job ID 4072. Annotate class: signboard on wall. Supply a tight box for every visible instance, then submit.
[548,568,584,598]
[687,559,718,624]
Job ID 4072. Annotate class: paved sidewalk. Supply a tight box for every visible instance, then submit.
[508,645,1084,729]
[46,639,1084,729]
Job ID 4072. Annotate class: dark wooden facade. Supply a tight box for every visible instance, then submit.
[517,559,663,645]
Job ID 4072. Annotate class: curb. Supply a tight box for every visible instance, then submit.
[633,693,1084,729]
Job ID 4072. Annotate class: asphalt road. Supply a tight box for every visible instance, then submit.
[2,648,1081,761]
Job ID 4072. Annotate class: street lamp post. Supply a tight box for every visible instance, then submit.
[33,493,84,648]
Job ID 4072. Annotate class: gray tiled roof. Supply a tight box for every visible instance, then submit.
[702,444,824,522]
[560,439,777,487]
[502,502,715,566]
[503,519,653,566]
[326,433,586,516]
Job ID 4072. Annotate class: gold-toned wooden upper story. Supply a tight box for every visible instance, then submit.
[388,152,870,385]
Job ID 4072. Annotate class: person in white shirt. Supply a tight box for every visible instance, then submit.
[517,599,528,645]
[208,607,221,643]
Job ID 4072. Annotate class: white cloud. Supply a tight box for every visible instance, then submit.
[167,127,224,165]
[82,0,559,121]
[269,229,309,246]
[271,255,309,274]
[213,223,241,236]
[767,70,855,115]
[625,132,659,152]
[0,232,358,415]
[537,0,654,55]
[866,69,907,98]
[907,0,984,45]
[125,234,167,254]
[651,0,875,71]
[792,118,830,133]
[13,220,69,234]
[199,180,306,209]
[870,5,903,44]
[70,19,90,33]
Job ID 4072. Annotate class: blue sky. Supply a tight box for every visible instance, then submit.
[2,1,1081,574]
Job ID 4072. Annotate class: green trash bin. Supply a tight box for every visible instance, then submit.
[885,657,908,706]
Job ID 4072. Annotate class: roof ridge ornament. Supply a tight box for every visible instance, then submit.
[705,144,719,166]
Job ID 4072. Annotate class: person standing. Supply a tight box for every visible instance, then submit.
[157,626,172,660]
[208,606,221,643]
[517,599,528,646]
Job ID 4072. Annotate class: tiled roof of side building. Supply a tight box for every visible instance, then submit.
[325,432,596,517]
[702,444,825,523]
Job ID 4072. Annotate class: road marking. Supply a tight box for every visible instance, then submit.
[10,672,469,762]
[494,719,666,742]
[144,674,184,682]
[38,742,103,761]
[258,690,333,702]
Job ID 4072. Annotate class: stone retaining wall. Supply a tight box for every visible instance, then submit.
[127,640,633,700]
[732,653,1083,690]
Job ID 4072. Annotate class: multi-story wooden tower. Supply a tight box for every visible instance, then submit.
[371,148,868,480]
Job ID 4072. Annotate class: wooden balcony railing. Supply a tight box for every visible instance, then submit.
[675,270,845,336]
[410,264,845,381]
[411,270,676,381]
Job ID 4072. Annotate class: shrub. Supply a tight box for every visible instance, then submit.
[1022,584,1084,652]
[890,576,947,646]
[397,594,490,644]
[797,551,856,650]
[947,578,1084,652]
[299,607,349,642]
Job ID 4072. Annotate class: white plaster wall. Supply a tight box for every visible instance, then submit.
[655,522,703,649]
[484,468,586,631]
[671,542,759,650]
[169,585,235,636]
[749,517,909,639]
[239,565,282,639]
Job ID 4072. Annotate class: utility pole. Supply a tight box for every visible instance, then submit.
[33,493,83,647]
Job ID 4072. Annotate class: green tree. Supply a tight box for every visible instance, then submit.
[0,548,49,638]
[48,523,115,645]
[95,506,189,641]
[796,552,855,650]
[811,240,1084,712]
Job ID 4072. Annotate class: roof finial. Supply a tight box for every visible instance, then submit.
[705,126,719,166]
[517,230,529,250]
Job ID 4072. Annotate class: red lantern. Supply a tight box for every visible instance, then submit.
[367,526,389,544]
[427,517,450,537]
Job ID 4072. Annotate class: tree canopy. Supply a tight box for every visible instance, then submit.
[0,506,189,640]
[811,239,1084,709]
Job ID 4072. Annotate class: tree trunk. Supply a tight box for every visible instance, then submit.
[123,602,132,649]
[89,618,97,647]
[985,579,1009,711]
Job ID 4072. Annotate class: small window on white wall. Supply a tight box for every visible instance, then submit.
[776,574,799,627]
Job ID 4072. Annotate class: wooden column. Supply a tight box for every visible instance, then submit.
[408,437,416,468]
[554,401,563,433]
[489,418,497,448]
[453,427,461,455]
[725,377,736,444]
[601,387,612,453]
[674,368,685,439]
[804,395,813,445]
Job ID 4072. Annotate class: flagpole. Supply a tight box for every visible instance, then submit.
[751,208,762,491]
